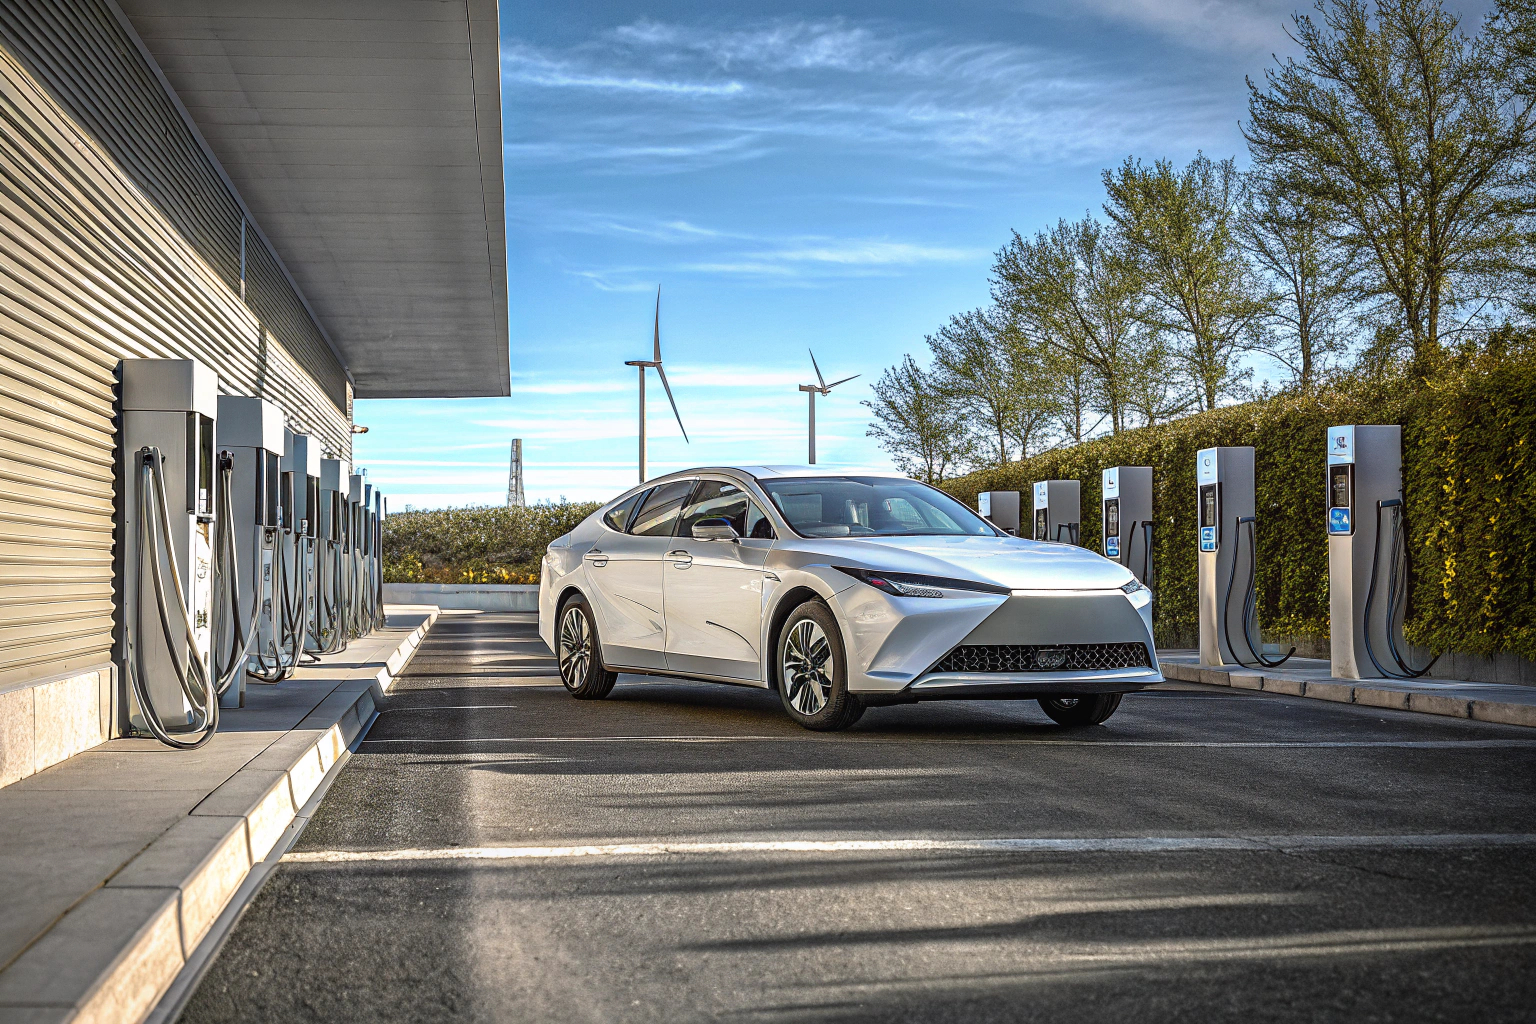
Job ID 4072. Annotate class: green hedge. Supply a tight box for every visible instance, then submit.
[941,337,1536,660]
[382,503,600,584]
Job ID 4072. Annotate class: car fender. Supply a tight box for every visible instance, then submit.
[757,563,857,687]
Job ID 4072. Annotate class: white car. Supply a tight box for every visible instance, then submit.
[538,466,1160,731]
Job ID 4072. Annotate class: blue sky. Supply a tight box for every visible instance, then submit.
[352,0,1481,509]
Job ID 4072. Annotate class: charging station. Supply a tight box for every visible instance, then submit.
[1032,480,1080,544]
[1326,425,1435,679]
[315,457,351,653]
[978,491,1021,536]
[216,396,283,699]
[1197,446,1293,669]
[1197,447,1252,667]
[1102,466,1153,584]
[117,359,217,739]
[272,430,321,669]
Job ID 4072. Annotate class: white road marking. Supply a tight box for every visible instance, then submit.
[356,736,1536,748]
[284,832,1536,865]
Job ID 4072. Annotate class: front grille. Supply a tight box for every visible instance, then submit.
[932,642,1151,674]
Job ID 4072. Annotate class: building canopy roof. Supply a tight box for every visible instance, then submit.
[118,0,509,399]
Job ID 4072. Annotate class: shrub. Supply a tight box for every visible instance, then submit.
[382,502,600,584]
[941,338,1536,660]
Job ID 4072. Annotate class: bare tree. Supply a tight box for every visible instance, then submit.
[1245,0,1536,366]
[863,356,971,483]
[1103,153,1266,410]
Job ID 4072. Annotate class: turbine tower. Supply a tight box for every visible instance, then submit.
[798,350,858,465]
[624,286,688,482]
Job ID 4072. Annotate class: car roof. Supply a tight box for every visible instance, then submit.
[600,465,911,508]
[661,465,908,481]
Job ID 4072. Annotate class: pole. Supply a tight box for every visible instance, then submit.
[638,365,647,483]
[809,389,817,465]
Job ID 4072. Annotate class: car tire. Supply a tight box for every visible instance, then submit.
[776,600,863,731]
[1038,693,1122,726]
[556,595,617,700]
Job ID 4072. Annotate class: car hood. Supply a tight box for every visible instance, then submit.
[800,534,1134,591]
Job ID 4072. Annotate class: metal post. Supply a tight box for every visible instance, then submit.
[638,365,647,483]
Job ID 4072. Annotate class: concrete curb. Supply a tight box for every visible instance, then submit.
[0,609,438,1024]
[1161,662,1536,727]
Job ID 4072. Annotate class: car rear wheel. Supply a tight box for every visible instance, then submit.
[1038,693,1122,726]
[776,601,863,731]
[557,596,617,700]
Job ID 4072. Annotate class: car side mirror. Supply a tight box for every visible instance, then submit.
[691,518,738,542]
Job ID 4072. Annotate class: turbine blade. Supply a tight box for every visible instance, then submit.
[809,349,826,388]
[655,363,689,443]
[827,373,860,390]
[653,286,662,363]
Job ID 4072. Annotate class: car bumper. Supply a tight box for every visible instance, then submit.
[868,665,1162,704]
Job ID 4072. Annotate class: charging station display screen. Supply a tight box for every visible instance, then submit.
[258,452,279,528]
[188,414,214,520]
[1034,507,1047,541]
[279,472,294,533]
[1104,498,1120,557]
[1328,464,1354,535]
[1199,483,1218,552]
[306,479,320,538]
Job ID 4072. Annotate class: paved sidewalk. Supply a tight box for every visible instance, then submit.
[1159,651,1536,727]
[0,606,439,1024]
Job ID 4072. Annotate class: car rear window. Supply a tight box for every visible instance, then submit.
[603,491,647,533]
[630,479,696,536]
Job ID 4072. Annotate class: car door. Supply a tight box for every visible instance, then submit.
[586,479,694,671]
[664,478,775,682]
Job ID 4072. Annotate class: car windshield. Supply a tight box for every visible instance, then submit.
[763,476,999,538]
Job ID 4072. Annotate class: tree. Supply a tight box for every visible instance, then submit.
[862,355,970,483]
[1245,0,1536,367]
[925,308,1024,464]
[1103,153,1265,411]
[992,216,1159,432]
[1239,174,1361,385]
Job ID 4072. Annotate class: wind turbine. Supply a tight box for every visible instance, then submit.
[798,350,859,465]
[625,286,688,482]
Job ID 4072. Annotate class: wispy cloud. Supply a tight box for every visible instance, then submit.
[500,17,1233,174]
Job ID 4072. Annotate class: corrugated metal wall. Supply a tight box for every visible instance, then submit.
[0,2,352,689]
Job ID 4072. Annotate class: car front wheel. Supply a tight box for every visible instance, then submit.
[776,601,863,731]
[1038,693,1122,726]
[557,596,617,700]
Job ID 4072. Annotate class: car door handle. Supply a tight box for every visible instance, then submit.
[667,549,693,567]
[583,551,608,567]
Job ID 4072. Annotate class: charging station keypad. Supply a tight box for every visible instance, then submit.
[1104,498,1120,557]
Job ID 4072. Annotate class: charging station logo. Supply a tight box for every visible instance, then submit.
[1329,507,1352,534]
[1200,526,1217,552]
[1106,536,1120,557]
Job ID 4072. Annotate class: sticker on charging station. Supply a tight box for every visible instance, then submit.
[1200,526,1217,552]
[1106,536,1120,557]
[1329,506,1352,535]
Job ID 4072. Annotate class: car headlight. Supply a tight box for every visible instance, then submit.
[1121,579,1150,596]
[833,566,1010,599]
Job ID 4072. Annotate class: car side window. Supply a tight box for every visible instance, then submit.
[678,479,774,539]
[745,500,775,540]
[630,480,696,537]
[603,491,647,533]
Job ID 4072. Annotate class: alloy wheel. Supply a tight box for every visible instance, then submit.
[782,618,833,715]
[559,605,592,685]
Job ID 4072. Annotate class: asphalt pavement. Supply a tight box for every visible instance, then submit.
[178,610,1536,1023]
